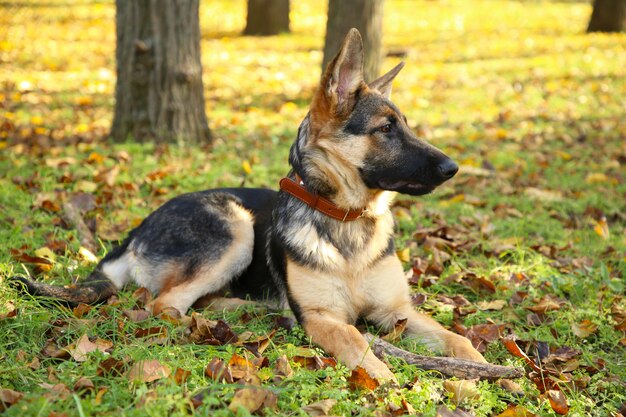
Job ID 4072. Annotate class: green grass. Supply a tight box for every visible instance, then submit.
[1,0,625,416]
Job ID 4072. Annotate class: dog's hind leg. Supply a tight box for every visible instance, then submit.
[146,201,255,315]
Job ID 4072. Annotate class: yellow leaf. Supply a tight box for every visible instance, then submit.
[443,379,480,404]
[446,194,465,203]
[79,247,98,264]
[242,160,253,175]
[280,101,298,113]
[396,247,410,263]
[75,180,98,193]
[87,152,106,164]
[76,96,93,106]
[556,151,572,161]
[585,172,608,184]
[477,300,506,311]
[593,217,609,240]
[30,116,43,125]
[34,247,56,263]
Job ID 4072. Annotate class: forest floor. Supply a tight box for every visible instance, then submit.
[0,0,625,416]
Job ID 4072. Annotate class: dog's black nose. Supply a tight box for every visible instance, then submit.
[438,159,458,179]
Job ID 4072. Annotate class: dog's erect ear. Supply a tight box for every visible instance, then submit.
[322,28,364,114]
[369,62,405,99]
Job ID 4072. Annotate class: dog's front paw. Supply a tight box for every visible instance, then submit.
[447,335,487,363]
[360,359,398,385]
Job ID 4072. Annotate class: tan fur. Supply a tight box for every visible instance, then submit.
[290,248,485,380]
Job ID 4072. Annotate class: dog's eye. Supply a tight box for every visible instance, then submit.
[379,124,392,133]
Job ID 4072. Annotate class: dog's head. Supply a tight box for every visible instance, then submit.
[290,28,458,202]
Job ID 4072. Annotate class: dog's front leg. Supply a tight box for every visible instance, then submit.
[302,310,397,383]
[400,307,487,363]
[364,256,486,363]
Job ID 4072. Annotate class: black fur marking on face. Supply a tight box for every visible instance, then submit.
[348,94,458,195]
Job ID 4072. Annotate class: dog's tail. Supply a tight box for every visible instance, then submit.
[11,268,118,306]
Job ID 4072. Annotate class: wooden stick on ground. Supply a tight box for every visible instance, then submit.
[61,201,98,254]
[363,333,523,380]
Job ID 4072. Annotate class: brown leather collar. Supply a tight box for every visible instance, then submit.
[279,175,367,221]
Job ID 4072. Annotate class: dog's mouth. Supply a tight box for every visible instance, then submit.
[377,179,436,196]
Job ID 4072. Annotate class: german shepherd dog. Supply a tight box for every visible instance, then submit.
[14,29,485,382]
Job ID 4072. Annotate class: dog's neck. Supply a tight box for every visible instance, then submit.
[288,114,395,215]
[286,168,396,220]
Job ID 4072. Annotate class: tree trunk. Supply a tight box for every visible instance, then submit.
[587,0,626,33]
[111,0,211,145]
[244,0,290,36]
[322,0,383,83]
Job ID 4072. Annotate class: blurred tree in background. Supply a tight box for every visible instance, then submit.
[587,0,626,32]
[111,0,211,145]
[322,0,383,82]
[244,0,290,35]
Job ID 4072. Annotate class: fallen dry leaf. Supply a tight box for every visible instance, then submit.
[436,405,476,417]
[525,295,563,314]
[546,389,569,415]
[0,388,23,412]
[465,323,506,352]
[524,187,563,202]
[132,287,153,308]
[0,301,17,320]
[172,367,191,385]
[347,366,380,391]
[302,398,338,416]
[41,340,71,360]
[592,216,609,240]
[205,358,233,383]
[571,319,598,338]
[498,379,524,396]
[443,379,480,404]
[72,303,93,318]
[39,382,71,400]
[476,300,507,311]
[502,335,556,376]
[495,404,537,417]
[382,318,408,342]
[228,374,273,414]
[10,248,53,273]
[228,352,260,380]
[273,355,293,381]
[73,377,95,394]
[123,309,151,322]
[240,329,276,356]
[78,246,98,264]
[94,387,108,405]
[67,334,112,362]
[127,359,171,383]
[97,357,128,376]
[293,355,337,371]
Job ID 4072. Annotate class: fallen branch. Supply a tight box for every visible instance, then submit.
[61,201,98,254]
[363,333,523,380]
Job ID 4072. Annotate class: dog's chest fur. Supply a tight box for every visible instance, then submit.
[273,191,396,278]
